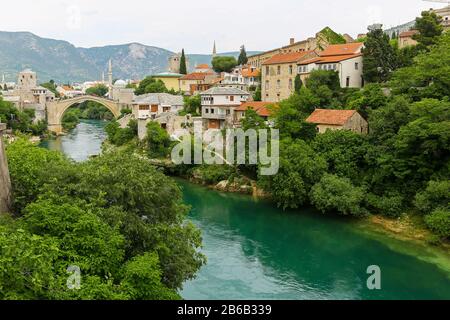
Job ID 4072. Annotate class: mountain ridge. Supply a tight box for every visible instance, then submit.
[0,31,261,83]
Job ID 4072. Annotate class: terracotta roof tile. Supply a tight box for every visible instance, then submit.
[399,30,419,38]
[242,68,261,77]
[262,51,315,65]
[195,64,210,69]
[319,43,363,57]
[235,101,277,117]
[180,72,207,80]
[316,53,362,63]
[306,109,357,125]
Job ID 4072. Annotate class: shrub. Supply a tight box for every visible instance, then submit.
[424,209,450,238]
[414,180,450,214]
[310,174,367,217]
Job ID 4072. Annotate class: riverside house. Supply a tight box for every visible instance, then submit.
[305,109,368,134]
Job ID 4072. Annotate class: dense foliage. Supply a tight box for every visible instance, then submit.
[212,56,238,73]
[135,77,169,95]
[238,45,248,65]
[1,140,205,299]
[0,98,47,135]
[257,31,450,239]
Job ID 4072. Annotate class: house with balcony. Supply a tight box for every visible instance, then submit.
[132,93,184,120]
[200,87,250,129]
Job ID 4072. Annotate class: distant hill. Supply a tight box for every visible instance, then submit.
[0,31,261,83]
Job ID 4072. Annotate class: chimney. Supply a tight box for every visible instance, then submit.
[290,38,295,45]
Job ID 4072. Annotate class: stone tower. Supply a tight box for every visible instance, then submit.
[168,53,189,74]
[17,69,37,89]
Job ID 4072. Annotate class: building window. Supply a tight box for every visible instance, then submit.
[265,81,269,90]
[211,108,215,114]
[226,109,230,115]
[288,79,293,90]
[277,66,281,75]
[266,66,269,75]
[346,77,350,87]
[205,108,209,113]
[289,65,293,75]
[230,96,234,102]
[355,62,359,70]
[277,80,281,89]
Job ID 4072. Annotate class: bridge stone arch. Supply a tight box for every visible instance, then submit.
[46,95,121,134]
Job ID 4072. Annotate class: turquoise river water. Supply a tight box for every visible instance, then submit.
[41,120,450,300]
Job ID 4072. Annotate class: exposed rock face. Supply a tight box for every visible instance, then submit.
[0,123,11,214]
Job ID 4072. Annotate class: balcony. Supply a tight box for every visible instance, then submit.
[202,112,227,120]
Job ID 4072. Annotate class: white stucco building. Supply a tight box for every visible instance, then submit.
[200,87,250,129]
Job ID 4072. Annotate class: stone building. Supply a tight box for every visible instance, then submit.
[0,123,11,214]
[399,30,419,48]
[262,50,318,102]
[178,72,217,95]
[306,109,368,134]
[168,52,190,74]
[132,93,184,120]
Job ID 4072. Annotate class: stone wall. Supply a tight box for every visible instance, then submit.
[0,123,12,213]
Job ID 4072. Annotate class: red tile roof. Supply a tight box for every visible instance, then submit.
[242,68,261,78]
[262,51,315,65]
[319,43,363,57]
[399,30,419,38]
[235,101,277,117]
[315,53,362,63]
[180,72,208,80]
[195,64,210,69]
[306,109,357,125]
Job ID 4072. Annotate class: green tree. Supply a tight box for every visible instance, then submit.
[253,85,262,101]
[305,70,341,107]
[40,80,60,98]
[146,121,172,158]
[86,84,109,97]
[294,74,303,93]
[390,32,450,100]
[212,56,238,73]
[135,77,168,95]
[259,139,327,209]
[347,83,388,117]
[179,49,187,75]
[310,174,367,216]
[413,10,443,50]
[237,45,248,65]
[182,95,201,115]
[362,27,398,83]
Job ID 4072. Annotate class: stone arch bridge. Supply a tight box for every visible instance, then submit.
[46,95,122,134]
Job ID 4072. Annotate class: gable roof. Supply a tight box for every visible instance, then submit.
[315,54,362,64]
[180,72,209,80]
[242,68,261,78]
[319,43,363,57]
[235,101,276,117]
[305,109,358,125]
[195,64,211,69]
[262,50,315,65]
[200,87,250,96]
[399,30,419,38]
[133,93,184,106]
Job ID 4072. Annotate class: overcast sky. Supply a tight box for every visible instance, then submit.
[1,0,446,53]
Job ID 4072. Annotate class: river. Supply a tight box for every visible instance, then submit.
[41,120,450,300]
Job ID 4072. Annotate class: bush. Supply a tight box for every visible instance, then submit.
[366,193,405,218]
[310,174,367,217]
[424,209,450,238]
[146,121,172,158]
[194,165,236,185]
[415,180,450,214]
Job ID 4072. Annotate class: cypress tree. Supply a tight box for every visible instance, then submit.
[179,49,187,75]
[238,45,248,66]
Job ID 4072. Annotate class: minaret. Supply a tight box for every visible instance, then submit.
[108,59,113,99]
[212,41,217,57]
